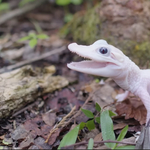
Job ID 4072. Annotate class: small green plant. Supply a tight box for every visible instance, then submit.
[56,0,83,23]
[58,103,135,149]
[0,0,9,12]
[64,13,74,23]
[95,78,100,83]
[56,0,83,6]
[18,32,49,48]
[88,138,94,149]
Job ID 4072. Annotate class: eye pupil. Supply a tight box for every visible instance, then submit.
[99,47,108,54]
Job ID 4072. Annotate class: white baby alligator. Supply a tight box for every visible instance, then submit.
[67,39,150,125]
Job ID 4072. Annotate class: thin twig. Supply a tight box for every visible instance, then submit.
[45,93,94,143]
[0,46,66,73]
[0,0,48,25]
[45,106,77,143]
[45,94,93,143]
[63,140,135,148]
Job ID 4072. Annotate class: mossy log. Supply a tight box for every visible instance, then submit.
[0,65,68,118]
[61,0,150,66]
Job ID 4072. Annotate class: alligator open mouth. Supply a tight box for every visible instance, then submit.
[67,42,120,76]
[67,60,107,69]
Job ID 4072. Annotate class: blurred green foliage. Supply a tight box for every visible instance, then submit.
[19,32,49,48]
[19,0,35,7]
[0,0,9,12]
[56,0,83,6]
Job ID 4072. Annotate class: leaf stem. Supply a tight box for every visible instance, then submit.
[62,140,135,148]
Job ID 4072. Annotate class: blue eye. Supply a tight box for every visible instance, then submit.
[99,47,108,54]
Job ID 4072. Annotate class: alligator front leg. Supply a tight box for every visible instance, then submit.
[116,91,130,102]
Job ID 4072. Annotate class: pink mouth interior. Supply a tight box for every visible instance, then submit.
[69,60,107,68]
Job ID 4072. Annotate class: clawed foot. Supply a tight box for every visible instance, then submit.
[115,91,129,102]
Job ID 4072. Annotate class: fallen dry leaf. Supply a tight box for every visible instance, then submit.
[11,124,35,149]
[81,81,99,93]
[83,128,99,140]
[117,136,136,147]
[115,97,147,125]
[11,124,30,141]
[113,122,127,130]
[92,83,115,108]
[34,137,52,149]
[11,113,59,148]
[0,135,5,140]
[47,129,61,145]
[42,112,56,126]
[18,133,34,149]
[94,133,102,142]
[46,88,77,111]
[128,125,141,133]
[23,116,43,136]
[69,124,78,131]
[40,124,52,139]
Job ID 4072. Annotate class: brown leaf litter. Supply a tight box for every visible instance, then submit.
[116,97,147,125]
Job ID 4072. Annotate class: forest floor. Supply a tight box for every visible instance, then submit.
[0,1,145,149]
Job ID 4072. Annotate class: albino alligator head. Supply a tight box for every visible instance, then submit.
[67,40,126,77]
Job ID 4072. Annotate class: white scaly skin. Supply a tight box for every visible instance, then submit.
[67,39,150,125]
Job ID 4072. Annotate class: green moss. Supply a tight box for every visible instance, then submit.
[131,41,150,66]
[60,4,101,44]
[109,40,150,66]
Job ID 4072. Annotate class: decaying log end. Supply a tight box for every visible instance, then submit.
[0,65,69,118]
